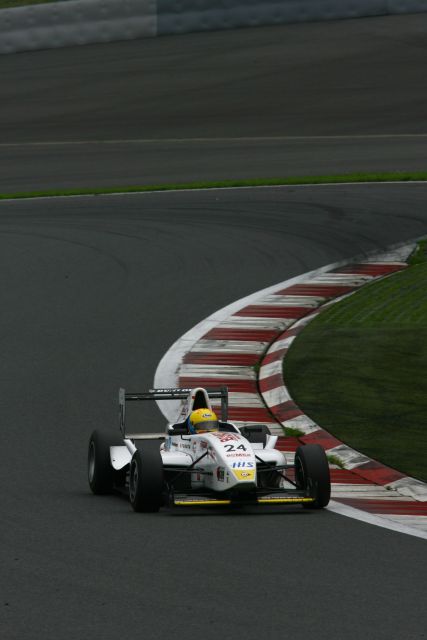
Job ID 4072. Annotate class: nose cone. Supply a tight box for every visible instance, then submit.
[204,431,257,490]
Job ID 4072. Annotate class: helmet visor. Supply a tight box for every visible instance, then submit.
[194,420,218,433]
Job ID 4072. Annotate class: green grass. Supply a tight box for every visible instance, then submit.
[408,239,427,266]
[327,454,345,469]
[283,426,305,437]
[1,171,427,201]
[284,250,427,482]
[0,0,56,8]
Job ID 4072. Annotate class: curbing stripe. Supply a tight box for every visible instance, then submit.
[203,327,278,341]
[188,340,267,352]
[154,239,427,537]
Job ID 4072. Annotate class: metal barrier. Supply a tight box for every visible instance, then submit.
[0,0,156,53]
[1,0,426,54]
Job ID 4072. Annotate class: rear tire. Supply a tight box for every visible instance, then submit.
[88,430,121,495]
[129,446,164,513]
[295,444,331,509]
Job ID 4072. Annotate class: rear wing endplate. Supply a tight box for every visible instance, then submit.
[119,386,229,438]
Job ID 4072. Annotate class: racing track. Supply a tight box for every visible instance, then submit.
[1,14,427,640]
[1,13,427,192]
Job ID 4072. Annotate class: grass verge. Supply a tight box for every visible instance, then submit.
[1,171,427,201]
[283,426,305,437]
[284,243,427,482]
[327,454,346,469]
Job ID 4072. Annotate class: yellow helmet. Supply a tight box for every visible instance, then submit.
[188,408,218,434]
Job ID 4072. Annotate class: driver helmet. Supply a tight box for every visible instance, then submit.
[188,408,219,434]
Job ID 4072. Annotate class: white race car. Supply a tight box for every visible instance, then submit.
[88,387,330,512]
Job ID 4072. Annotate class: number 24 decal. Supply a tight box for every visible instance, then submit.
[224,443,247,452]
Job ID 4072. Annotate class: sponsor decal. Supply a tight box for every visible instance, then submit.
[226,453,251,457]
[232,461,254,468]
[212,432,241,442]
[200,441,208,449]
[223,443,247,453]
[149,388,192,393]
[216,467,225,481]
[233,469,255,482]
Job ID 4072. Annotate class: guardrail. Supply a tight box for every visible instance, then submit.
[1,0,426,54]
[0,0,156,53]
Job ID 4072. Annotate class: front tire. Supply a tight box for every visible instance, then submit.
[295,444,331,509]
[129,446,164,513]
[88,430,121,495]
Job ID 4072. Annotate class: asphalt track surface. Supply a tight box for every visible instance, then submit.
[2,185,427,640]
[1,13,427,640]
[1,13,427,192]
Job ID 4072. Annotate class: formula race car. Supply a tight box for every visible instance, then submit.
[88,387,330,512]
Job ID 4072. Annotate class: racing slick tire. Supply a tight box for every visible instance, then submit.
[129,446,164,513]
[88,429,122,495]
[240,424,271,446]
[294,444,331,509]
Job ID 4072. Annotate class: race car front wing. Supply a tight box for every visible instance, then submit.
[171,490,315,507]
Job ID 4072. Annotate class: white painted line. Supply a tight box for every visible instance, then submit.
[382,515,427,531]
[2,133,427,148]
[327,500,427,540]
[4,184,427,205]
[330,485,406,498]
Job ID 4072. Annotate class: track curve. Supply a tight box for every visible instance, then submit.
[2,185,427,639]
[1,13,427,640]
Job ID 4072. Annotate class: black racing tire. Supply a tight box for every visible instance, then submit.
[240,424,271,446]
[88,429,122,495]
[129,446,164,513]
[295,444,331,509]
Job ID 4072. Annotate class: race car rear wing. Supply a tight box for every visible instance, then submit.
[119,386,229,438]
